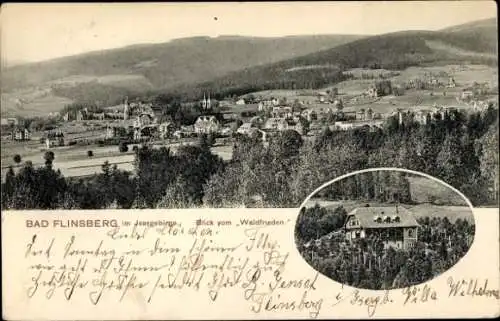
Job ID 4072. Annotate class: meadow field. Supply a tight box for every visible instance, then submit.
[1,137,233,179]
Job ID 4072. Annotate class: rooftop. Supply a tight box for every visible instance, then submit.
[346,206,419,229]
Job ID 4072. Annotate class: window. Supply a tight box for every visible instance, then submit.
[408,228,414,237]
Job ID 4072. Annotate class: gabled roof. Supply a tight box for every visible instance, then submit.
[263,117,286,129]
[345,206,419,229]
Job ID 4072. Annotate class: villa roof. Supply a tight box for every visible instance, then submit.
[345,206,419,229]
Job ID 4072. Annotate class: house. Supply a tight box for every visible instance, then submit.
[263,118,288,132]
[11,127,31,141]
[134,113,156,128]
[271,106,293,118]
[1,118,19,127]
[159,122,175,139]
[93,112,105,121]
[448,77,456,88]
[365,108,374,121]
[263,117,303,135]
[344,206,419,250]
[194,115,220,134]
[367,86,378,98]
[76,110,86,121]
[332,121,356,131]
[332,99,343,111]
[174,125,196,138]
[45,131,64,148]
[332,120,384,131]
[237,123,256,135]
[461,90,474,100]
[235,98,246,105]
[106,126,127,139]
[258,100,274,112]
[415,110,432,125]
[106,126,118,139]
[301,109,317,122]
[63,112,70,122]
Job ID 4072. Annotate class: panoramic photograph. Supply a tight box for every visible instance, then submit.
[295,169,475,290]
[0,2,498,209]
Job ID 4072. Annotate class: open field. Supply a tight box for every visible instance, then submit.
[408,175,468,205]
[1,138,234,180]
[1,92,73,117]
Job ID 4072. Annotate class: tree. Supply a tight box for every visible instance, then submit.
[476,120,499,202]
[13,154,22,164]
[44,151,55,166]
[87,150,94,157]
[119,142,129,153]
[157,175,193,208]
[435,131,465,188]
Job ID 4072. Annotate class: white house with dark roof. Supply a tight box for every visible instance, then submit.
[194,115,220,134]
[344,206,419,250]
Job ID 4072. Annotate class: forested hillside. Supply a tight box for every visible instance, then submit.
[2,35,362,92]
[187,26,497,100]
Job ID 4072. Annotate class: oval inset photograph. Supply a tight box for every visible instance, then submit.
[295,168,475,290]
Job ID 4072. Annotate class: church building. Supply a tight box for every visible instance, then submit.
[201,93,212,110]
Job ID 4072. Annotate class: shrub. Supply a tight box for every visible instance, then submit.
[132,145,139,152]
[119,142,129,153]
[87,150,94,157]
[44,151,55,165]
[13,154,22,164]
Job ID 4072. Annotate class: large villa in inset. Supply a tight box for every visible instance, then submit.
[344,206,419,250]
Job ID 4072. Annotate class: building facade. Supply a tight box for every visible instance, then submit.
[12,127,31,141]
[344,206,419,250]
[194,115,220,134]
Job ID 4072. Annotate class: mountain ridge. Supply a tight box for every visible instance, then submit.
[1,17,497,116]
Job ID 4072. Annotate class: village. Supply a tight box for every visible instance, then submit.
[1,67,497,179]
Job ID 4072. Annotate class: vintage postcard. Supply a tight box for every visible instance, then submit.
[1,1,499,319]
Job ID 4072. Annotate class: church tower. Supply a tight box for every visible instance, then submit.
[207,93,211,109]
[202,93,207,109]
[123,96,129,120]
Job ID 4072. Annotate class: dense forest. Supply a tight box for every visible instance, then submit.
[295,204,475,290]
[314,171,413,204]
[1,106,498,210]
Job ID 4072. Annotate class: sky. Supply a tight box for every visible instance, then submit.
[1,1,497,63]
